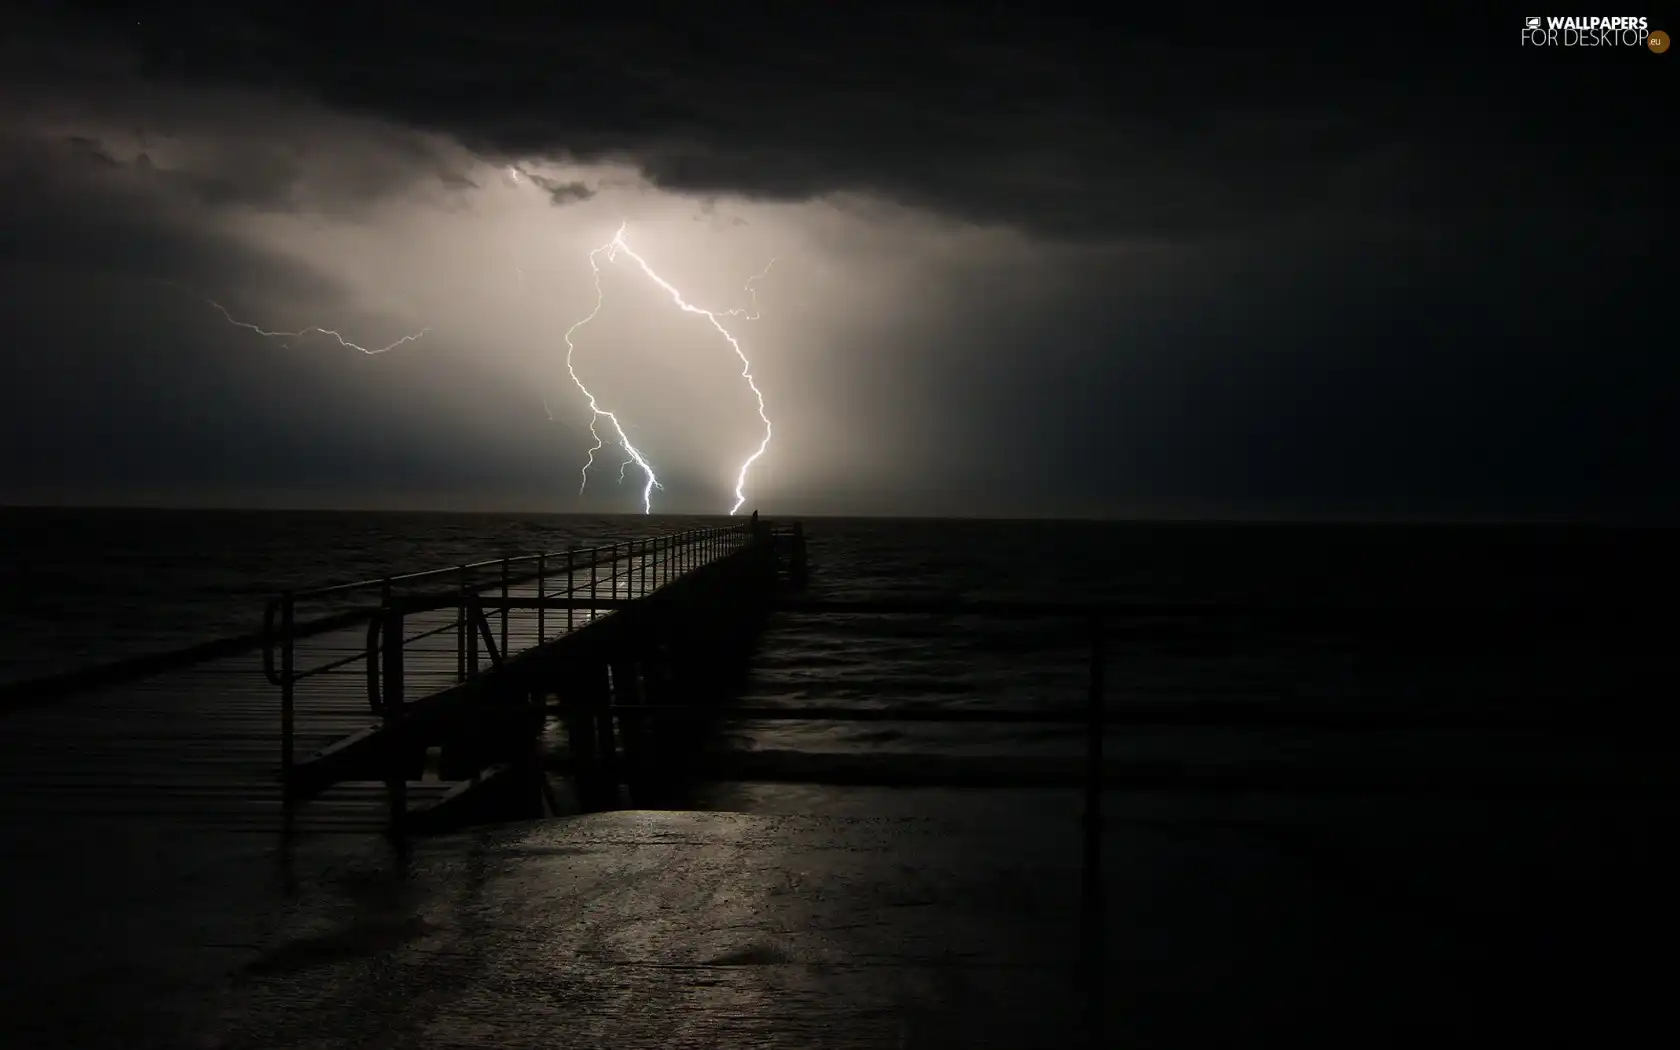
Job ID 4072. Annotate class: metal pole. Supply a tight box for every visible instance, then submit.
[457,565,469,682]
[280,592,295,775]
[500,557,510,658]
[383,603,406,832]
[1083,615,1105,895]
[590,545,599,616]
[537,553,546,641]
[566,547,576,632]
[467,594,479,678]
[1082,612,1107,1046]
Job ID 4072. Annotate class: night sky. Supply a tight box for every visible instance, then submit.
[0,7,1670,519]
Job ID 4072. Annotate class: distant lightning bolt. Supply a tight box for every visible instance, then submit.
[585,223,774,516]
[729,259,776,322]
[208,300,431,355]
[563,235,663,514]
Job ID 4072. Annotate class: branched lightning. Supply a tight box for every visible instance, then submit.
[206,210,775,518]
[208,300,431,355]
[564,222,774,516]
[562,235,663,514]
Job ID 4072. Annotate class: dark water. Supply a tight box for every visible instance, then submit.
[2,508,1670,738]
[1,509,1673,1044]
[1,508,1667,678]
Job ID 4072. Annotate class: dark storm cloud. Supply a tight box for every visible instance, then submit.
[0,136,318,296]
[525,173,595,206]
[0,4,1671,519]
[45,6,1665,243]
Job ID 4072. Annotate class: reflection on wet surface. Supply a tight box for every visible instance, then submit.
[3,796,1669,1047]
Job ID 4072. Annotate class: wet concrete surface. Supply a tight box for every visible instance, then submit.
[2,799,1671,1047]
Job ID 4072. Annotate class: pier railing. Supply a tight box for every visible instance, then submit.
[263,520,765,776]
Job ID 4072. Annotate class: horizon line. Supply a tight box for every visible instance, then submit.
[0,500,1673,528]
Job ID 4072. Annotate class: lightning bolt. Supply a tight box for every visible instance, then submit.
[208,300,431,355]
[731,259,777,322]
[563,234,663,514]
[565,222,774,515]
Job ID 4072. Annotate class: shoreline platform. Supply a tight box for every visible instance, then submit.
[6,797,1669,1047]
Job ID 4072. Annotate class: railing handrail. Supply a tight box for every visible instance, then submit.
[280,521,753,601]
[289,544,617,600]
[266,520,760,683]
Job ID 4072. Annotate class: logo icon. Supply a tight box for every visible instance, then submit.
[1525,17,1543,30]
[1651,29,1670,52]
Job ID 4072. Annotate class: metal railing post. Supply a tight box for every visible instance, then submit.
[500,557,510,657]
[457,565,469,683]
[382,603,407,832]
[1083,614,1105,896]
[280,591,295,775]
[567,547,577,632]
[1081,611,1107,1041]
[467,595,479,677]
[537,554,547,641]
[590,546,599,616]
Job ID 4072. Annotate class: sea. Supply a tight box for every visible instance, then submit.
[2,507,1673,1042]
[1,506,1671,774]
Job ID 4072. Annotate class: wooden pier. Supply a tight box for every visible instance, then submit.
[275,515,800,832]
[0,515,808,835]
